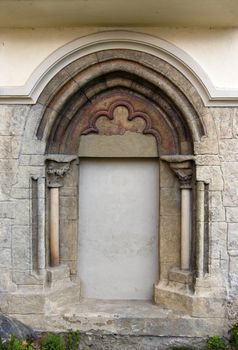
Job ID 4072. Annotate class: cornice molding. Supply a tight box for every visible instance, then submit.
[0,30,238,106]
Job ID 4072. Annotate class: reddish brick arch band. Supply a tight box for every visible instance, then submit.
[36,49,205,155]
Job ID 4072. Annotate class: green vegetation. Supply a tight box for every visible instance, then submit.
[207,336,225,350]
[2,324,238,350]
[0,330,80,350]
[230,322,238,347]
[65,330,80,350]
[41,333,65,350]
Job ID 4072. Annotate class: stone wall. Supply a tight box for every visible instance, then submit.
[0,48,238,338]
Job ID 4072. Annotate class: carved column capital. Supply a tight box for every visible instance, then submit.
[46,160,71,187]
[169,161,193,189]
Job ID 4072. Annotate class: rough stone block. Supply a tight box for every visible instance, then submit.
[0,248,11,268]
[60,196,78,220]
[191,296,226,318]
[13,165,45,188]
[60,187,77,197]
[226,207,238,222]
[12,226,30,270]
[202,112,218,139]
[229,255,238,274]
[233,111,238,138]
[220,139,238,155]
[160,188,180,216]
[0,105,29,136]
[210,239,228,260]
[209,258,229,275]
[0,170,18,200]
[160,215,180,266]
[7,293,45,314]
[195,155,220,166]
[154,282,193,313]
[12,271,45,285]
[14,199,30,225]
[210,191,225,221]
[219,113,233,139]
[160,161,178,188]
[46,282,80,309]
[10,187,30,200]
[160,261,178,281]
[21,140,46,155]
[196,166,223,191]
[194,139,218,155]
[0,159,17,173]
[47,265,70,283]
[169,268,193,285]
[228,223,238,250]
[0,219,11,247]
[0,137,13,159]
[222,162,238,206]
[0,201,16,219]
[229,273,238,295]
[0,270,17,292]
[210,221,227,242]
[60,219,78,262]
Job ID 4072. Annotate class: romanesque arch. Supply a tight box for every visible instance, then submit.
[24,48,210,311]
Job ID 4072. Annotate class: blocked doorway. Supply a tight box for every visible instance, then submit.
[79,159,159,300]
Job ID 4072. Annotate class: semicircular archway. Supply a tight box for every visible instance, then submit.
[36,49,205,154]
[32,48,209,311]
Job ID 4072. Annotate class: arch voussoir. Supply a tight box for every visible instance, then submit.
[36,50,205,156]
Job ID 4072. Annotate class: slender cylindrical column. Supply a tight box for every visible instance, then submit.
[37,177,46,271]
[181,187,192,270]
[49,187,60,266]
[196,181,205,277]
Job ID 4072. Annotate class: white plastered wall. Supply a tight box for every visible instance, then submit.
[78,159,159,300]
[0,27,238,90]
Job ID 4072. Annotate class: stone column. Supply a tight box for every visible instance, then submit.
[180,182,192,270]
[196,181,205,278]
[49,185,60,266]
[47,161,71,267]
[170,161,193,271]
[37,177,46,272]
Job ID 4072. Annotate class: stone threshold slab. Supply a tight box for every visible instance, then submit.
[15,299,226,338]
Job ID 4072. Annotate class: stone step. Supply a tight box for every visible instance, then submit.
[16,299,227,339]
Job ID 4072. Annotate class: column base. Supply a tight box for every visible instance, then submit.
[1,265,80,315]
[154,271,226,317]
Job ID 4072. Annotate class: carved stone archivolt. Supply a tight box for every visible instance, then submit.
[36,50,205,155]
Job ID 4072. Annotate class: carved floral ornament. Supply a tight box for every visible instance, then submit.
[169,161,193,189]
[159,155,194,188]
[47,161,71,187]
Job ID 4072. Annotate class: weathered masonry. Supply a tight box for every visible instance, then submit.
[1,30,238,344]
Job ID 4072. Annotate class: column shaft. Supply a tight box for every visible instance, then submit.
[196,181,205,277]
[37,177,46,271]
[181,188,192,270]
[50,187,60,267]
